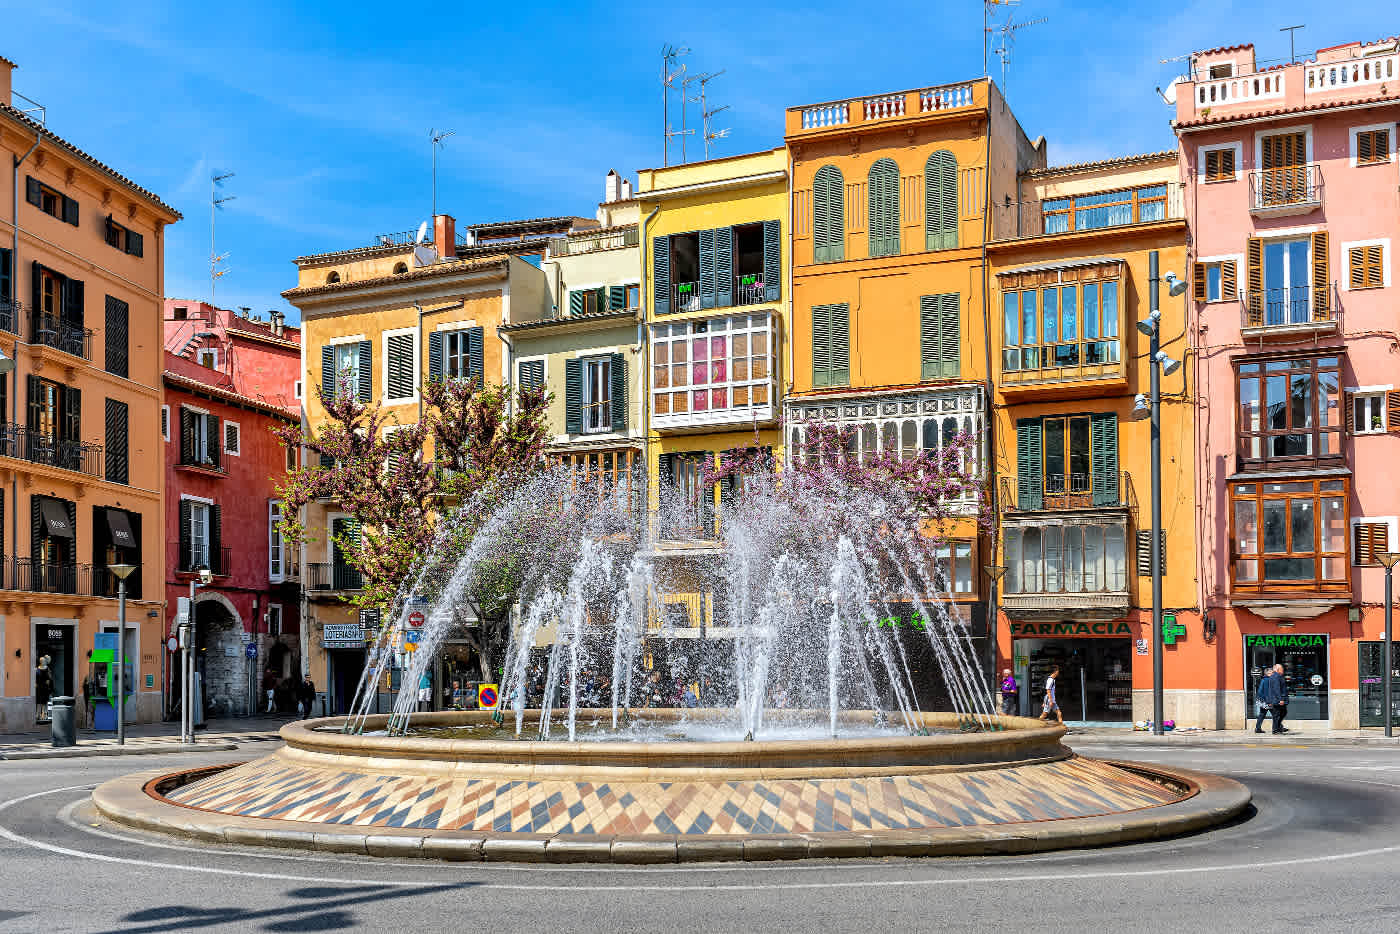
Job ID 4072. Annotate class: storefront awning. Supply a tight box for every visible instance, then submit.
[104,508,136,549]
[40,499,73,539]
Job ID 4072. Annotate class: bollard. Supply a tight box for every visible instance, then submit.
[49,696,77,747]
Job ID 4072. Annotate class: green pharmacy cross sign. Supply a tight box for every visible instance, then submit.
[1162,613,1186,645]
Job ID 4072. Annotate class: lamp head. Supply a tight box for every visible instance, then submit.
[1156,351,1182,377]
[1136,310,1161,337]
[107,562,138,581]
[1132,393,1151,420]
[984,564,1007,582]
[1164,271,1189,297]
[1377,551,1400,569]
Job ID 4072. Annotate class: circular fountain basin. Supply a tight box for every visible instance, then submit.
[92,710,1251,863]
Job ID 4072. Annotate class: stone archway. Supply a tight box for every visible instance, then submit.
[194,595,244,718]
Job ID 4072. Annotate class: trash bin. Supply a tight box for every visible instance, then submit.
[50,695,76,747]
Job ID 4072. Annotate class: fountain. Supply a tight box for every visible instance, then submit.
[92,435,1250,861]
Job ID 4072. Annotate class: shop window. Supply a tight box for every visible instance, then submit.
[1004,521,1128,594]
[1230,478,1348,591]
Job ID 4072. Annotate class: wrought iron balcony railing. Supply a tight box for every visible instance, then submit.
[0,424,103,477]
[1248,165,1323,215]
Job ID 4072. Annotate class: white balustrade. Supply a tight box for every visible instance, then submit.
[920,84,973,111]
[800,102,849,129]
[863,93,906,121]
[1305,55,1397,94]
[1195,72,1286,107]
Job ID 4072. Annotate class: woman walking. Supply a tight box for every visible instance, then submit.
[35,655,53,723]
[1038,665,1063,725]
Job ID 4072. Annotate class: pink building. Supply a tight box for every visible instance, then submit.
[1177,37,1400,728]
[162,300,304,718]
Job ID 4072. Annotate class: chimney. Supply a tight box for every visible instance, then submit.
[621,178,633,200]
[0,58,13,107]
[605,169,620,203]
[268,310,285,337]
[433,214,456,259]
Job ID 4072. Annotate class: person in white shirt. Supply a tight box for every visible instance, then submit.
[1038,665,1063,724]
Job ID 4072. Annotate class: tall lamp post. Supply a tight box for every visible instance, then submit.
[984,564,1007,712]
[1133,251,1184,736]
[107,563,138,745]
[1378,551,1400,738]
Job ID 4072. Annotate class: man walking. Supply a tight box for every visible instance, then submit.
[1257,663,1289,734]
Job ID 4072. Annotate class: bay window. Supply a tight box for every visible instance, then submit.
[651,313,773,427]
[1236,355,1341,467]
[1230,478,1348,591]
[1042,184,1168,234]
[1004,520,1128,595]
[1001,269,1121,376]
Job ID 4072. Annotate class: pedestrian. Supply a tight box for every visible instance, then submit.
[1038,665,1063,724]
[35,655,53,723]
[417,671,432,712]
[262,668,278,714]
[1253,668,1275,733]
[1259,663,1290,734]
[298,676,316,718]
[999,668,1019,716]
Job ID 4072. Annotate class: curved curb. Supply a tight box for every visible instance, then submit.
[91,759,1251,864]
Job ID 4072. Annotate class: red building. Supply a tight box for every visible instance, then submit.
[163,299,302,717]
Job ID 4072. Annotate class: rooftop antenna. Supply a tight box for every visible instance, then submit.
[429,128,455,218]
[992,10,1048,99]
[695,70,730,160]
[983,0,1019,78]
[661,44,690,166]
[210,172,235,303]
[1281,25,1305,64]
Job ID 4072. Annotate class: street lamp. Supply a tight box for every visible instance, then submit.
[984,564,1007,715]
[107,563,138,746]
[1377,551,1400,737]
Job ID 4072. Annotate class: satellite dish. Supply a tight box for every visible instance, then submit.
[415,221,429,245]
[413,244,438,268]
[1162,75,1182,105]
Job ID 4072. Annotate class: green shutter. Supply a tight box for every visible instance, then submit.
[699,228,717,309]
[652,235,671,314]
[564,357,582,434]
[610,352,627,430]
[920,293,960,379]
[1091,413,1120,506]
[467,327,484,382]
[321,345,336,397]
[830,302,850,386]
[356,340,372,402]
[608,285,626,311]
[868,158,900,258]
[1016,418,1043,510]
[427,332,443,380]
[569,290,585,316]
[762,220,781,302]
[715,225,733,307]
[925,150,959,251]
[813,165,845,263]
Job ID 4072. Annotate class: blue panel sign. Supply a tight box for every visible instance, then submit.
[245,643,258,659]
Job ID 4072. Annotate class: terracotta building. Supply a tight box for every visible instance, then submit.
[0,55,180,730]
[162,300,301,718]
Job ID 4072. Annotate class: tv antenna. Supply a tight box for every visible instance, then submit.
[992,10,1048,98]
[429,128,455,218]
[1281,25,1305,64]
[210,172,235,303]
[661,44,690,166]
[983,0,1018,78]
[694,70,730,160]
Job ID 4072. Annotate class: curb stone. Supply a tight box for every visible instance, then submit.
[1,742,240,760]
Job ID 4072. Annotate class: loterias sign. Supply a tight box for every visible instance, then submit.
[1245,634,1326,648]
[1009,621,1134,637]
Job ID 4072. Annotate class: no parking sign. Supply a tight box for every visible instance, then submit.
[478,683,499,711]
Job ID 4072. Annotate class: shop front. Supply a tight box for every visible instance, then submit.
[323,621,367,717]
[1243,633,1329,723]
[1009,620,1135,722]
[1359,641,1400,728]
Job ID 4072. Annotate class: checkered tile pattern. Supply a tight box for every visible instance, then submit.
[167,755,1180,834]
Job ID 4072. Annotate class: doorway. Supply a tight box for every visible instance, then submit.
[1019,638,1134,722]
[1358,641,1398,727]
[1244,633,1329,722]
[329,648,367,716]
[35,622,76,699]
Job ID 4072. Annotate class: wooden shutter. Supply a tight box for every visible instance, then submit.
[925,150,958,251]
[609,352,627,431]
[104,295,129,378]
[812,303,831,388]
[1090,413,1119,506]
[104,398,128,485]
[608,285,626,311]
[62,195,79,226]
[178,499,192,572]
[321,345,335,397]
[210,504,223,573]
[518,359,544,393]
[0,247,11,304]
[206,414,221,470]
[699,228,717,309]
[919,295,939,379]
[61,385,80,444]
[386,332,415,399]
[652,235,671,314]
[813,165,845,262]
[467,327,484,383]
[1354,522,1388,565]
[1387,390,1400,435]
[564,357,582,433]
[25,374,40,434]
[868,159,900,258]
[1193,262,1207,301]
[25,177,41,208]
[427,331,443,381]
[1246,237,1263,325]
[1204,149,1220,181]
[829,302,850,386]
[761,220,781,301]
[1136,529,1166,576]
[30,260,41,325]
[61,276,84,327]
[568,290,585,316]
[712,225,731,307]
[1221,260,1238,301]
[179,407,195,464]
[356,339,372,401]
[125,230,144,258]
[920,293,959,379]
[1349,245,1384,289]
[1311,231,1330,319]
[1015,418,1043,510]
[1358,131,1375,164]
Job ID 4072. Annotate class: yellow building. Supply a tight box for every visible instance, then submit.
[0,56,180,729]
[283,213,576,713]
[986,151,1194,723]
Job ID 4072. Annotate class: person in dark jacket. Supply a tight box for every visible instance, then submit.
[1257,664,1289,734]
[298,676,316,718]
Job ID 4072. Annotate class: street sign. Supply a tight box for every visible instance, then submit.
[404,642,418,653]
[408,611,426,629]
[166,636,179,653]
[403,629,422,645]
[478,683,499,711]
[245,643,258,660]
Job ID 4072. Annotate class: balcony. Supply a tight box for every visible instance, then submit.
[177,546,232,577]
[553,226,639,256]
[1248,165,1322,217]
[29,311,94,361]
[306,562,363,592]
[673,281,701,314]
[0,558,138,598]
[0,425,103,478]
[1000,472,1135,513]
[991,184,1185,241]
[788,81,980,136]
[0,299,21,335]
[1240,284,1338,340]
[1000,510,1132,621]
[732,275,769,307]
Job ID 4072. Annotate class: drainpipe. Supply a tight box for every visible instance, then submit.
[414,302,425,424]
[640,204,660,527]
[12,124,40,586]
[499,329,514,417]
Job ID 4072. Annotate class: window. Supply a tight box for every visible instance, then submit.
[1002,274,1121,374]
[31,495,76,592]
[1236,355,1341,466]
[179,406,222,469]
[582,357,612,433]
[392,262,408,275]
[26,375,81,470]
[181,499,215,571]
[919,293,960,379]
[93,506,141,598]
[294,380,302,400]
[557,449,642,509]
[933,541,974,595]
[1004,521,1128,594]
[925,151,958,250]
[286,442,297,472]
[1209,63,1234,78]
[224,420,241,456]
[658,451,716,538]
[104,398,129,484]
[428,327,482,383]
[1245,233,1329,326]
[1,246,12,308]
[322,339,371,401]
[267,604,283,636]
[383,329,417,402]
[444,329,476,379]
[1230,478,1347,590]
[653,221,780,314]
[1257,130,1309,208]
[1351,391,1388,434]
[625,284,641,311]
[103,216,143,257]
[1193,259,1238,302]
[173,306,188,320]
[1015,413,1119,509]
[1347,243,1386,290]
[160,405,169,442]
[567,352,625,433]
[325,271,341,284]
[1355,127,1391,166]
[517,359,545,394]
[104,295,129,378]
[1353,518,1395,566]
[651,315,771,425]
[197,348,218,369]
[1043,185,1167,234]
[25,176,78,226]
[868,158,900,257]
[811,303,850,388]
[269,501,284,581]
[813,164,845,262]
[1204,147,1237,182]
[569,287,606,316]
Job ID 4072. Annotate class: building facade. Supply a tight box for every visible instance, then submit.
[162,300,301,718]
[1177,38,1400,728]
[987,152,1195,723]
[0,56,180,730]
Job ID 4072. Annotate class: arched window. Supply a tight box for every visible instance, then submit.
[867,158,900,258]
[392,262,408,275]
[813,164,845,262]
[925,151,958,251]
[325,271,341,284]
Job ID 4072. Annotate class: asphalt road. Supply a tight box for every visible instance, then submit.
[1,743,1398,934]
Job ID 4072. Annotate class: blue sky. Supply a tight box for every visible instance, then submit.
[1,0,1383,323]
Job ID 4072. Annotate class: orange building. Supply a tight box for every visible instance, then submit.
[0,56,181,729]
